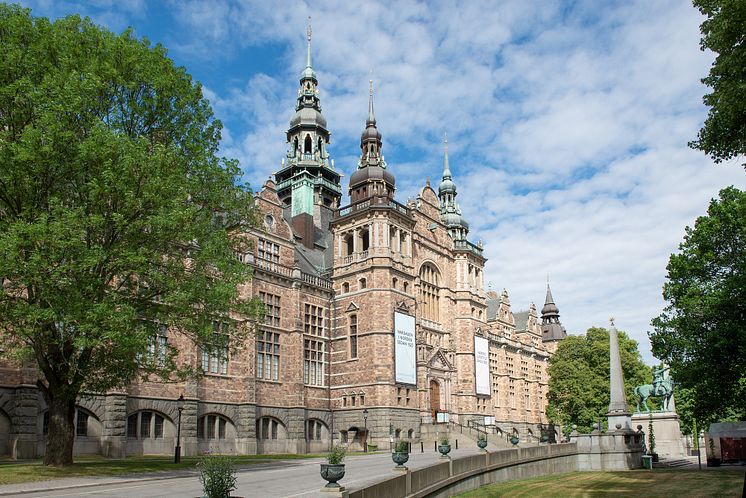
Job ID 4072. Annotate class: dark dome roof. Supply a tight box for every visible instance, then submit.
[349,165,395,188]
[361,125,381,142]
[289,107,327,129]
[541,302,559,315]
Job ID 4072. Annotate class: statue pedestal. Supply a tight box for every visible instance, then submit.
[632,411,685,459]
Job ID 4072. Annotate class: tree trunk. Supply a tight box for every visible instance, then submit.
[43,393,76,466]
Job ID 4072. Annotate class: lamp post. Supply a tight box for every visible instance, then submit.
[362,408,369,453]
[175,394,185,464]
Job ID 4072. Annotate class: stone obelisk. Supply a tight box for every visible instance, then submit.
[606,318,631,430]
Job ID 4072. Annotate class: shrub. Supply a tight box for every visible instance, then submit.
[439,436,450,445]
[198,454,237,498]
[395,440,409,453]
[326,444,347,465]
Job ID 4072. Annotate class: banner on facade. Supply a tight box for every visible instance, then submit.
[474,335,490,395]
[394,311,416,385]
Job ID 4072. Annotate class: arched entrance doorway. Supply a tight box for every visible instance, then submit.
[430,379,440,421]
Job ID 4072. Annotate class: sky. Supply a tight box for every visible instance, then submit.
[17,0,746,364]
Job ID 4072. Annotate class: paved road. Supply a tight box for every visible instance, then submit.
[0,447,483,498]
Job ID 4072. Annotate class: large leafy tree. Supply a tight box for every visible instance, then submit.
[650,187,746,426]
[0,5,259,466]
[690,0,746,168]
[546,327,651,434]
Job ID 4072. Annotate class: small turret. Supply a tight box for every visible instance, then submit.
[540,282,567,341]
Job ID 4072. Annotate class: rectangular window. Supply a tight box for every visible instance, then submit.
[304,304,325,336]
[203,321,229,374]
[140,412,152,439]
[257,238,280,271]
[154,414,164,439]
[197,417,204,439]
[304,338,325,386]
[349,315,358,358]
[257,331,280,381]
[75,411,88,437]
[127,414,138,439]
[207,415,216,439]
[218,417,226,439]
[259,292,281,327]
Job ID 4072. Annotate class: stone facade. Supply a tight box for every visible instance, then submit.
[0,31,567,458]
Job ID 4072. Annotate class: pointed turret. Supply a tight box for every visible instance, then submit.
[275,18,341,217]
[540,282,567,342]
[349,80,395,203]
[438,135,469,241]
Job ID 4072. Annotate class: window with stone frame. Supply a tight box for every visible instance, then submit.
[256,417,283,440]
[259,291,281,327]
[418,263,441,322]
[201,321,229,375]
[304,338,325,386]
[257,330,280,381]
[198,414,228,440]
[145,323,169,368]
[75,410,89,437]
[256,238,280,271]
[304,304,325,336]
[126,411,166,439]
[307,419,326,440]
[349,314,358,359]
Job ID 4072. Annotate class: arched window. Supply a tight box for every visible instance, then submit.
[342,282,350,293]
[359,278,367,289]
[349,315,358,358]
[407,429,414,439]
[392,277,398,289]
[126,411,172,440]
[198,414,235,440]
[304,135,312,154]
[256,417,286,440]
[306,419,328,441]
[360,228,369,251]
[419,263,441,322]
[344,233,354,256]
[41,407,100,438]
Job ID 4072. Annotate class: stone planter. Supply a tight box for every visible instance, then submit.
[438,443,451,458]
[510,435,520,446]
[477,439,488,451]
[392,451,409,469]
[651,453,659,463]
[320,463,345,488]
[641,455,652,470]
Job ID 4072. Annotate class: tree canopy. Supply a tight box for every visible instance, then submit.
[650,187,746,426]
[0,5,259,465]
[690,0,746,168]
[546,327,651,434]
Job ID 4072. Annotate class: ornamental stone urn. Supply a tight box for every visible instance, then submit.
[477,438,488,451]
[320,463,345,489]
[510,435,520,446]
[438,442,452,458]
[392,450,409,470]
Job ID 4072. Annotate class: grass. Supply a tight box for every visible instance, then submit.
[0,453,323,486]
[457,469,745,498]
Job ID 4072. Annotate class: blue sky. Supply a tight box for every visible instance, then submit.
[18,0,746,363]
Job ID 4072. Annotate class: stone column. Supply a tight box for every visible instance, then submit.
[12,386,39,459]
[606,319,631,430]
[102,393,127,457]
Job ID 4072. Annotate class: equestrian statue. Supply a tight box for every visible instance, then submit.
[634,365,674,412]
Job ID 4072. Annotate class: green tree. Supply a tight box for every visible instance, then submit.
[690,0,746,168]
[0,5,260,466]
[650,187,746,426]
[546,327,651,435]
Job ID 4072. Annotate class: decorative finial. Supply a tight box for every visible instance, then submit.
[609,317,615,327]
[369,79,373,96]
[305,17,313,70]
[307,16,312,42]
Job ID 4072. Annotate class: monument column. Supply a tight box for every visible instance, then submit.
[606,318,631,430]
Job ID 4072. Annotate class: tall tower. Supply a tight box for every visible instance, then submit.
[540,283,567,351]
[438,135,469,241]
[348,81,395,204]
[274,20,341,229]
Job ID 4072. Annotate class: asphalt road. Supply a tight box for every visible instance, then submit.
[0,447,483,498]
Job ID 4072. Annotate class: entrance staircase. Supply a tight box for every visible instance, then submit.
[419,421,516,452]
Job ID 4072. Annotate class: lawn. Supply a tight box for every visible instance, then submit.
[0,453,322,486]
[457,469,745,498]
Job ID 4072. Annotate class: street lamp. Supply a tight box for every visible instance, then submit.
[362,408,369,453]
[174,394,185,464]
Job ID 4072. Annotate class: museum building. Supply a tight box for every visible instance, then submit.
[0,31,566,459]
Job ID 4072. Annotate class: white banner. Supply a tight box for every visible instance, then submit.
[474,335,490,395]
[394,312,416,385]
